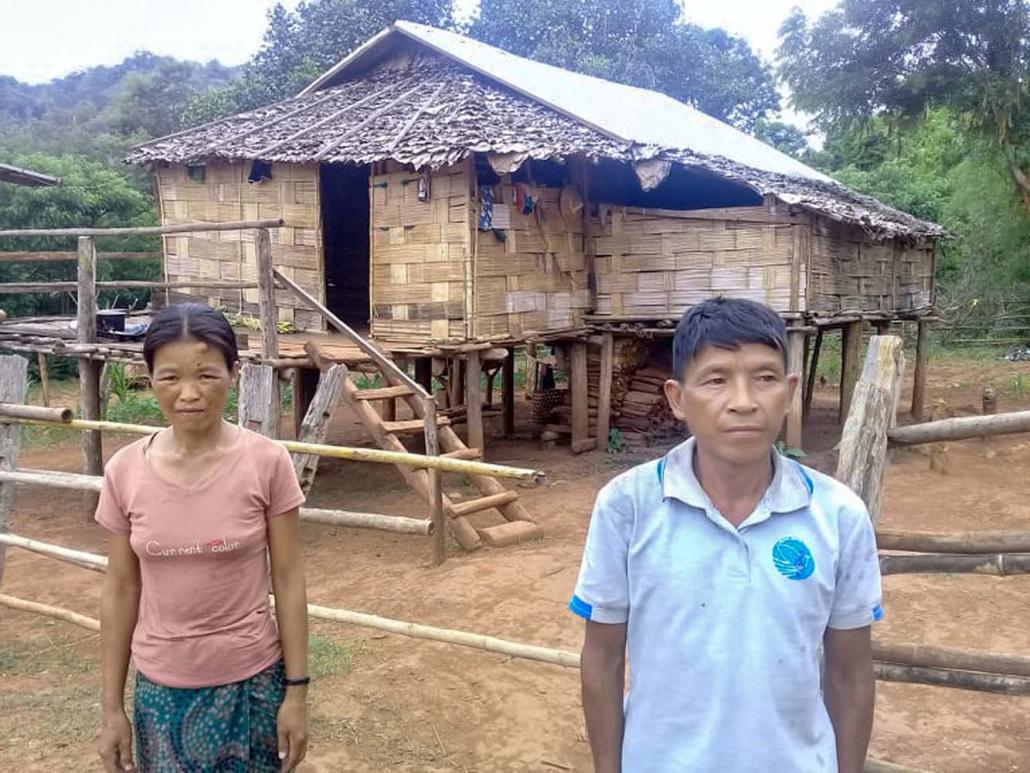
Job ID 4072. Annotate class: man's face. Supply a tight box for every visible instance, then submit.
[664,343,797,466]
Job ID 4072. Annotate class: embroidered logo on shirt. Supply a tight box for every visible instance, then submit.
[772,537,815,580]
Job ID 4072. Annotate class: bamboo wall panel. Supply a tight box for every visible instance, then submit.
[156,161,324,330]
[808,218,934,314]
[473,180,590,339]
[592,206,804,316]
[370,162,470,343]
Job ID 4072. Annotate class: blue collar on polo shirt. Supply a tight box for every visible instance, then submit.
[657,437,813,526]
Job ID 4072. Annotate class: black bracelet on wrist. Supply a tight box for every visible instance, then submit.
[284,676,311,687]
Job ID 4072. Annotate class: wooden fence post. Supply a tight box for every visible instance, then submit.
[77,236,103,513]
[255,228,280,436]
[238,363,279,438]
[836,335,906,522]
[0,354,28,586]
[292,365,346,494]
[911,320,930,421]
[424,399,446,566]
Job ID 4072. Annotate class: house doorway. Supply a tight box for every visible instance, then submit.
[320,163,370,330]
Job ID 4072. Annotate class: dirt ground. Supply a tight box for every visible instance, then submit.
[1,351,1030,772]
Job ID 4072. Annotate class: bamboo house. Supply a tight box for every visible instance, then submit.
[127,21,942,453]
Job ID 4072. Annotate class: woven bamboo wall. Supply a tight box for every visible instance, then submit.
[592,206,805,316]
[155,161,324,330]
[808,218,935,314]
[473,179,591,338]
[369,161,471,343]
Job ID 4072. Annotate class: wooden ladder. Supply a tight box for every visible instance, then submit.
[305,342,542,551]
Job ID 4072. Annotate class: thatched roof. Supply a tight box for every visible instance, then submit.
[127,22,941,241]
[0,163,60,187]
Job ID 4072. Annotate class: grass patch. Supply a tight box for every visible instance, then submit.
[0,637,98,677]
[0,685,100,760]
[309,635,353,679]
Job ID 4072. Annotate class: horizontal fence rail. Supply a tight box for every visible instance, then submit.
[0,411,546,483]
[0,219,284,238]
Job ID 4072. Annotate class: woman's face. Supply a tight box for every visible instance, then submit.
[149,337,238,433]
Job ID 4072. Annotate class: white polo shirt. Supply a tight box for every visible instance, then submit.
[570,438,882,773]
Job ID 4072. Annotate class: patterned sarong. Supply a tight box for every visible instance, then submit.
[133,660,284,772]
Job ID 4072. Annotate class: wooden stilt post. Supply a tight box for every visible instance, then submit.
[570,342,593,453]
[465,350,484,455]
[292,368,320,439]
[36,353,50,408]
[502,347,515,438]
[0,355,28,586]
[804,327,822,418]
[786,327,805,450]
[255,228,280,437]
[839,321,863,425]
[77,236,102,513]
[596,333,613,450]
[912,320,930,421]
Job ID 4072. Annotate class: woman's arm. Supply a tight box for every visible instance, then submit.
[98,533,140,773]
[268,509,309,771]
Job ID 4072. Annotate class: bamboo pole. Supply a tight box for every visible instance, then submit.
[0,416,546,482]
[873,640,1030,678]
[879,552,1030,576]
[874,662,1030,696]
[36,353,50,407]
[0,251,163,263]
[888,410,1030,447]
[785,327,805,449]
[299,507,432,535]
[0,468,102,491]
[0,403,72,422]
[301,601,582,669]
[0,219,283,238]
[0,532,107,571]
[425,399,446,565]
[0,280,259,293]
[0,593,100,631]
[875,527,1030,554]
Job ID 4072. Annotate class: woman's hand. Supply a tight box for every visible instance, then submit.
[98,710,136,772]
[277,689,309,771]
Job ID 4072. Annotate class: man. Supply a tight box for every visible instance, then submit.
[569,297,881,773]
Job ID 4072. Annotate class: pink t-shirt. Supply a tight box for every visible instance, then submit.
[95,427,305,688]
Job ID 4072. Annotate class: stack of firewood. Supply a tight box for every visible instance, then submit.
[612,367,686,447]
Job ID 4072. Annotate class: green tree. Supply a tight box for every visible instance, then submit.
[778,0,1030,206]
[753,119,810,158]
[469,0,780,130]
[187,0,453,122]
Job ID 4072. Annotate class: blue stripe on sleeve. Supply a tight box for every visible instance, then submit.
[872,604,884,622]
[568,594,594,620]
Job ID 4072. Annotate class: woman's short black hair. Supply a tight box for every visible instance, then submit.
[672,297,787,379]
[142,303,239,372]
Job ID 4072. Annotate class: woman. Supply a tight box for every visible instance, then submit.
[96,303,310,772]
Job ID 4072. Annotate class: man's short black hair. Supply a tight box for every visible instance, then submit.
[672,297,787,379]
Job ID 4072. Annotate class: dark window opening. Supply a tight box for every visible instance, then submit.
[320,163,370,330]
[186,164,206,183]
[586,159,761,210]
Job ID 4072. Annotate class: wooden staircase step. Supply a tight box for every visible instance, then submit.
[381,417,450,434]
[354,385,414,401]
[449,490,519,517]
[442,448,482,460]
[478,521,544,548]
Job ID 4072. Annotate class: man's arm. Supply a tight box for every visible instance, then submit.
[581,620,627,773]
[823,625,875,773]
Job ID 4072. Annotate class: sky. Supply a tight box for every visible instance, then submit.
[0,0,837,125]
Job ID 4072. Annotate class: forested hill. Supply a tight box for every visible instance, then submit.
[0,53,238,153]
